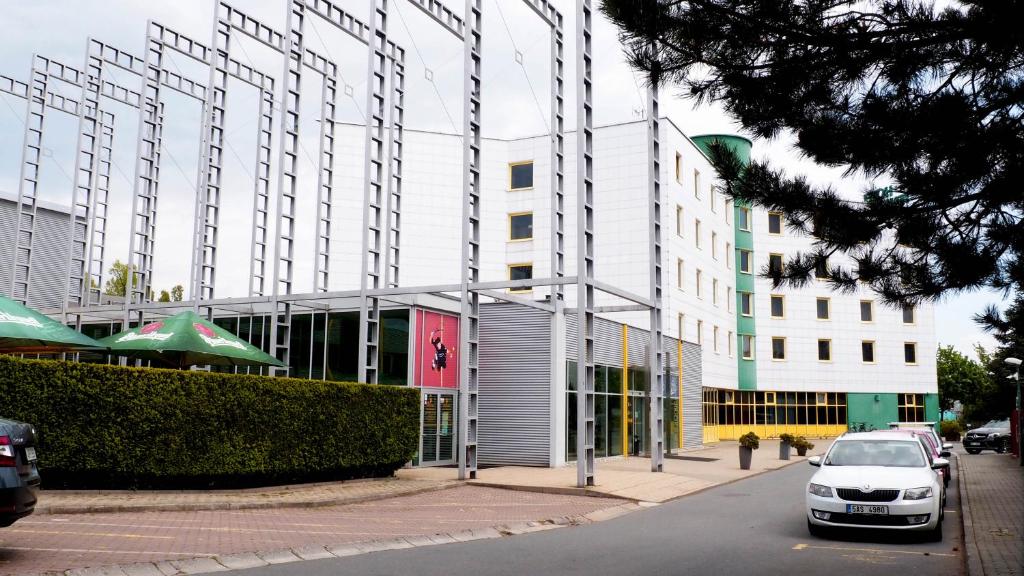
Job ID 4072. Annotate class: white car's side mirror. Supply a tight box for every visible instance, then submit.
[931,458,950,469]
[808,455,821,467]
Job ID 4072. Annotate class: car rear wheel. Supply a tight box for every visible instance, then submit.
[928,517,943,542]
[807,519,827,538]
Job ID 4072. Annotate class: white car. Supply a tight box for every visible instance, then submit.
[805,431,948,541]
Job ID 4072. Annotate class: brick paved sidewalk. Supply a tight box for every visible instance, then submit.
[35,475,458,515]
[958,449,1023,576]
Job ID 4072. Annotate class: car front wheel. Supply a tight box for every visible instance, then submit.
[995,438,1010,454]
[807,519,827,538]
[927,518,944,542]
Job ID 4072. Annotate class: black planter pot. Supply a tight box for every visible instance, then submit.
[779,441,791,460]
[739,446,753,470]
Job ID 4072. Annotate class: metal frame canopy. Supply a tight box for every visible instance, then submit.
[0,0,669,488]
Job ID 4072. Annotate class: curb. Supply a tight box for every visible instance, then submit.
[957,454,985,576]
[29,502,643,576]
[34,481,461,516]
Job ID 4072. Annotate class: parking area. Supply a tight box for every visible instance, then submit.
[0,485,623,575]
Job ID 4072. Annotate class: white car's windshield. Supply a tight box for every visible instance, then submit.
[825,440,925,467]
[983,419,1009,429]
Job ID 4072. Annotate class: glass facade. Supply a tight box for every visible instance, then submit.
[703,388,848,439]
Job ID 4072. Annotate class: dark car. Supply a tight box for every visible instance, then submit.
[0,417,40,527]
[963,419,1012,454]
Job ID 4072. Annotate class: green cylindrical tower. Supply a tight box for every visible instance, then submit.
[691,134,757,391]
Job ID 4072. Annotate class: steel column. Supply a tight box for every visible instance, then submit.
[575,0,596,487]
[313,72,337,293]
[383,54,406,288]
[647,47,664,471]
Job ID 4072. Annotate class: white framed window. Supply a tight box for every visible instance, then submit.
[675,152,682,183]
[725,199,732,225]
[738,206,751,231]
[676,205,684,236]
[770,295,785,318]
[739,249,753,274]
[712,278,719,306]
[676,258,685,290]
[815,258,829,279]
[740,292,753,316]
[508,263,533,293]
[696,269,704,299]
[860,300,874,322]
[862,341,876,363]
[509,161,534,190]
[816,297,831,320]
[771,337,786,360]
[904,342,918,364]
[694,219,702,249]
[768,212,783,235]
[741,334,754,359]
[711,231,718,259]
[769,253,784,275]
[713,325,720,353]
[508,212,533,241]
[726,287,733,313]
[817,339,832,362]
[694,169,702,199]
[903,305,916,324]
[678,313,685,340]
[727,331,734,357]
[711,187,719,213]
[726,242,732,269]
[697,319,704,346]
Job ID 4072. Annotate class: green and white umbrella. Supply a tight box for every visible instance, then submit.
[99,310,285,369]
[0,295,105,353]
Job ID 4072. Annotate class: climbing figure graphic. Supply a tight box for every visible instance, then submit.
[430,327,449,372]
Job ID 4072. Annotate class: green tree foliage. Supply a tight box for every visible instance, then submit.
[970,295,1024,421]
[102,259,132,297]
[602,0,1023,304]
[936,345,990,414]
[170,284,184,302]
[158,290,171,302]
[0,356,420,489]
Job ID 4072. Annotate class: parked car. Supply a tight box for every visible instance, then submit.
[806,431,947,541]
[963,419,1012,454]
[0,417,40,527]
[891,429,950,493]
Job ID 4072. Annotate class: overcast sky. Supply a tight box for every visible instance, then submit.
[0,0,1009,357]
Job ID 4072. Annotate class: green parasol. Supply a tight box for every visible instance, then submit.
[98,310,286,369]
[0,295,105,353]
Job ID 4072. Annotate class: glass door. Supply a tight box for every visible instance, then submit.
[420,391,456,466]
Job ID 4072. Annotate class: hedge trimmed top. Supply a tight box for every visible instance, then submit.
[99,310,285,369]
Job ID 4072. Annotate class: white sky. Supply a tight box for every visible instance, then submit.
[0,0,1008,358]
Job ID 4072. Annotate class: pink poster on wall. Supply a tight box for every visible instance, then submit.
[414,309,460,389]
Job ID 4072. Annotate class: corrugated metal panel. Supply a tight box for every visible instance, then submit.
[627,325,649,368]
[0,198,72,308]
[478,303,552,467]
[682,341,704,448]
[565,313,623,367]
[0,200,16,296]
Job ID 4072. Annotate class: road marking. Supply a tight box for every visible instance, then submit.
[6,529,173,539]
[792,543,957,557]
[0,546,214,556]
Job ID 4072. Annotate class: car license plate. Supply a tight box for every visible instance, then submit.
[966,442,978,446]
[847,504,888,515]
[24,447,36,462]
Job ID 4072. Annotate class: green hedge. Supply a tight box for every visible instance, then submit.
[0,356,420,489]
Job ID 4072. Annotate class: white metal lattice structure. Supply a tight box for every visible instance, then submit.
[647,48,664,473]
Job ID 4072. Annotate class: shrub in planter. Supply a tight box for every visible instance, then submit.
[738,431,759,470]
[778,433,794,460]
[792,436,815,456]
[940,420,962,441]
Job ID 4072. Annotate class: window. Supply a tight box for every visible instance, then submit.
[712,278,719,306]
[740,292,753,316]
[725,200,732,224]
[694,220,702,249]
[902,305,916,324]
[860,300,874,322]
[814,258,828,279]
[898,393,925,422]
[711,231,718,259]
[696,269,704,299]
[904,342,918,364]
[675,152,682,182]
[771,337,786,360]
[770,295,785,318]
[508,212,533,241]
[509,161,534,190]
[741,335,754,359]
[768,212,783,235]
[769,253,784,275]
[817,339,832,361]
[862,341,875,363]
[676,205,683,236]
[727,331,734,356]
[696,320,704,346]
[727,287,733,312]
[739,249,753,274]
[816,297,831,320]
[711,187,719,213]
[676,259,685,290]
[694,169,702,199]
[508,263,533,293]
[678,313,685,340]
[738,206,751,231]
[713,326,720,353]
[726,242,732,269]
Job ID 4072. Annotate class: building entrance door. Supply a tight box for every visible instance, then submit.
[628,393,647,456]
[420,391,456,466]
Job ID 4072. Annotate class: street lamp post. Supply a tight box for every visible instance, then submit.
[1006,357,1022,466]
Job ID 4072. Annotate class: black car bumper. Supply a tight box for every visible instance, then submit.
[0,471,39,527]
[963,436,1008,450]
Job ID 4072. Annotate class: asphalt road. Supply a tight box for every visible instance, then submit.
[233,458,964,576]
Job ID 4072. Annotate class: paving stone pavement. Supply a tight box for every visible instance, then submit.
[0,485,628,576]
[958,449,1024,576]
[34,477,457,515]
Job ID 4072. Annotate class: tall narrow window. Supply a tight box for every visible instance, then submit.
[770,295,785,318]
[677,259,685,290]
[769,253,784,275]
[725,200,732,224]
[711,187,719,213]
[508,212,533,241]
[509,161,534,190]
[713,326,720,353]
[711,231,718,259]
[676,205,684,236]
[738,207,751,231]
[860,300,874,322]
[508,263,533,293]
[741,335,754,359]
[697,320,704,346]
[675,152,682,182]
[904,342,918,364]
[817,339,832,361]
[771,337,786,360]
[694,169,702,199]
[862,341,875,363]
[727,287,733,312]
[678,313,685,340]
[902,305,916,324]
[694,220,702,249]
[727,331,734,356]
[816,297,831,320]
[814,258,829,279]
[740,292,753,316]
[696,269,704,299]
[739,249,753,274]
[726,242,732,269]
[768,212,783,235]
[712,278,719,306]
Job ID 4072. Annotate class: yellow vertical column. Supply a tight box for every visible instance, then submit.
[622,324,629,457]
[678,339,684,449]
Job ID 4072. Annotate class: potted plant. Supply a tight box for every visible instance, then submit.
[792,436,815,457]
[738,431,760,470]
[779,433,794,460]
